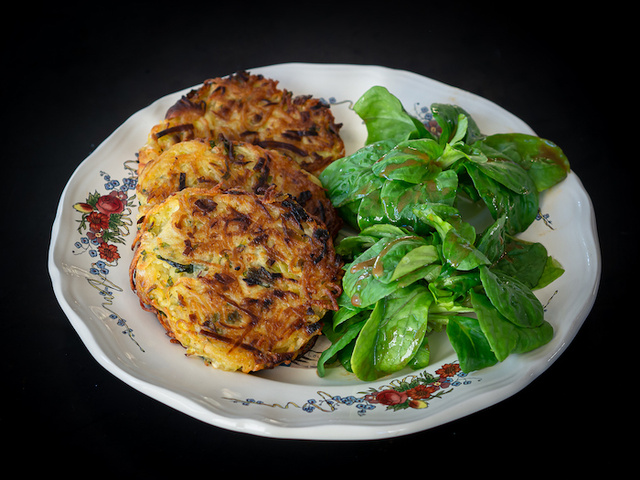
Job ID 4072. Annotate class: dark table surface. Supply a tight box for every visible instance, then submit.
[5,3,630,474]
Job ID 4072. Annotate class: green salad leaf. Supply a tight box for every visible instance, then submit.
[317,85,569,380]
[353,86,431,144]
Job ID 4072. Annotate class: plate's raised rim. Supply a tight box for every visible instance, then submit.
[48,62,601,440]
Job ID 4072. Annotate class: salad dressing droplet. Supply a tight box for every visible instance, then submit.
[351,294,361,307]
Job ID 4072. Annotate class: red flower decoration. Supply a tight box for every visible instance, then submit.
[86,230,104,244]
[98,243,120,262]
[405,384,438,400]
[73,202,94,213]
[374,389,408,406]
[435,363,461,379]
[87,211,110,231]
[96,192,125,214]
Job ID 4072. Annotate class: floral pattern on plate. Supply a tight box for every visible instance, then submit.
[70,161,140,345]
[225,362,481,415]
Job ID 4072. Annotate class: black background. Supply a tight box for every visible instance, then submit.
[4,2,631,474]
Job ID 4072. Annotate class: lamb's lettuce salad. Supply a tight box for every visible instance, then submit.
[317,86,570,381]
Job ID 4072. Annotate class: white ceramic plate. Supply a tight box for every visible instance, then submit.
[48,63,601,440]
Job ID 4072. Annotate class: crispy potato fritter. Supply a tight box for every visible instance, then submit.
[137,139,341,237]
[130,70,347,374]
[129,187,344,373]
[137,70,345,176]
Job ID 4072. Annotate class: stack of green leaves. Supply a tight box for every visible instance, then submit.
[317,86,570,381]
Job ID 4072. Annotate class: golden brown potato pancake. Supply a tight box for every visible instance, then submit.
[137,70,345,177]
[137,139,341,237]
[129,187,343,373]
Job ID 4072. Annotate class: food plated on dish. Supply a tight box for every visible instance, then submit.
[130,69,570,381]
[49,64,599,439]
